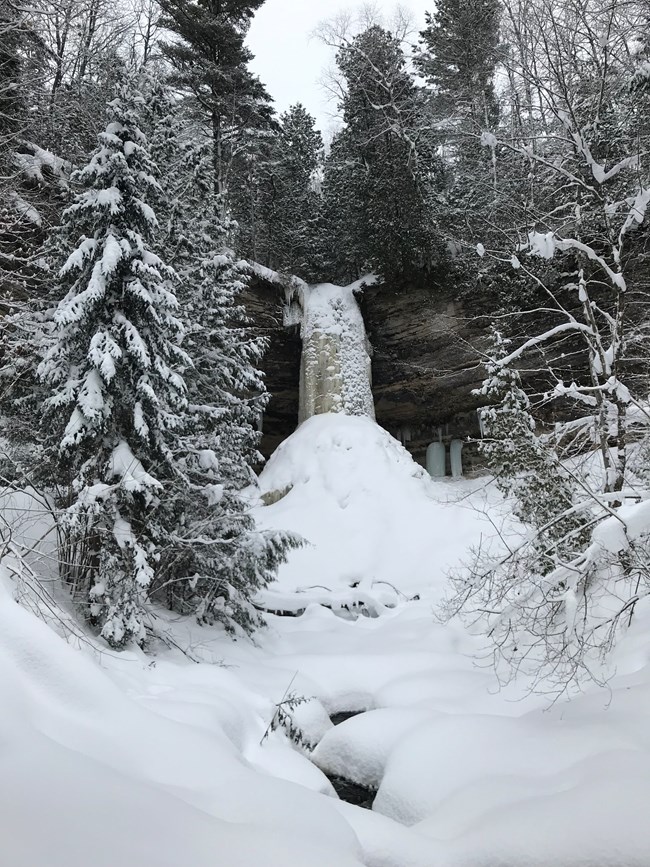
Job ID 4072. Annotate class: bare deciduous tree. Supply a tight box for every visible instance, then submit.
[447,0,650,695]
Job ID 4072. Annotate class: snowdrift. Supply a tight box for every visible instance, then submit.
[0,568,365,867]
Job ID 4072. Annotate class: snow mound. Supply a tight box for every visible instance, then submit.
[260,413,425,495]
[373,712,644,829]
[255,413,497,602]
[435,769,650,867]
[312,708,434,790]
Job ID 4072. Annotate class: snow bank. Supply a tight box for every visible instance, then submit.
[0,569,366,867]
[438,770,650,867]
[247,413,650,865]
[374,712,645,828]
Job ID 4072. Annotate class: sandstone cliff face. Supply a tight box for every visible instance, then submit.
[244,276,491,467]
[241,278,302,460]
[358,282,490,466]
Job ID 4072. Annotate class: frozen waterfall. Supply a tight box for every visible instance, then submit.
[290,280,376,423]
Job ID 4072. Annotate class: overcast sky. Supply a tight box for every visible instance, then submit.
[247,1,429,138]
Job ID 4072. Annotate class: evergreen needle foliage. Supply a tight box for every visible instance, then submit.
[38,76,188,647]
[35,74,298,646]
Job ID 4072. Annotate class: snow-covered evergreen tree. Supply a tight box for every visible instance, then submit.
[158,0,273,202]
[168,154,301,627]
[320,25,440,285]
[139,70,194,266]
[226,125,276,265]
[444,333,600,691]
[417,0,501,127]
[414,0,504,305]
[227,103,324,279]
[477,331,584,558]
[267,103,323,279]
[38,76,189,647]
[0,1,47,304]
[138,72,300,633]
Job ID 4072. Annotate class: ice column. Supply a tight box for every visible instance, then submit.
[426,442,446,478]
[450,439,464,478]
[297,282,375,423]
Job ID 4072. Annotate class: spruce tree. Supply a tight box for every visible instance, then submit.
[0,1,46,304]
[158,0,273,202]
[139,70,194,266]
[37,76,189,647]
[416,0,502,210]
[166,202,300,630]
[139,72,300,633]
[266,103,323,279]
[320,129,367,283]
[416,0,505,307]
[320,26,439,285]
[417,0,501,127]
[228,103,324,277]
[227,125,276,264]
[477,332,585,561]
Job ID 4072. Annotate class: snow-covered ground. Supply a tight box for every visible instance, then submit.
[4,414,650,866]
